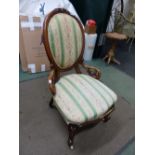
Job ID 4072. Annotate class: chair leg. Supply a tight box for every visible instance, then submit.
[103,55,108,60]
[67,124,79,150]
[103,115,111,123]
[112,57,120,65]
[49,97,54,108]
[107,56,112,64]
[104,41,121,65]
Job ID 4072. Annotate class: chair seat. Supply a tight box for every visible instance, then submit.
[54,74,117,124]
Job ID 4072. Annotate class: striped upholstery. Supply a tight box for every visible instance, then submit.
[48,13,83,68]
[54,74,117,124]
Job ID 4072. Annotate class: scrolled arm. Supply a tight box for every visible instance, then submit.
[48,70,56,95]
[81,63,101,79]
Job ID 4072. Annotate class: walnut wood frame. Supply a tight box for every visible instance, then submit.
[43,8,115,149]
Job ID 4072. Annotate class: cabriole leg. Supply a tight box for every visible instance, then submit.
[67,124,78,150]
[49,97,54,108]
[103,115,111,123]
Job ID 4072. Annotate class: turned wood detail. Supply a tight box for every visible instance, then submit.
[103,41,120,65]
[80,62,101,80]
[103,32,128,65]
[74,64,82,74]
[67,124,79,149]
[66,105,115,149]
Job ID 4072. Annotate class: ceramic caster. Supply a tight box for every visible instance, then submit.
[68,139,74,150]
[70,145,74,150]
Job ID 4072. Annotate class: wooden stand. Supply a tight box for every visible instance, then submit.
[103,32,128,65]
[103,41,120,65]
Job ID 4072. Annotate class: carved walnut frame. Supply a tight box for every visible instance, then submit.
[43,8,115,150]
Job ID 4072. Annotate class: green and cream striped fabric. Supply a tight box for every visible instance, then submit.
[48,13,83,68]
[54,74,117,124]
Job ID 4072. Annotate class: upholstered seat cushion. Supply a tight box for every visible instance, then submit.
[54,74,117,124]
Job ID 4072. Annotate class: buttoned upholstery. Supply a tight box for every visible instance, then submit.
[54,74,117,124]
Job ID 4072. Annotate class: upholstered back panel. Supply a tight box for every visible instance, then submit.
[47,13,83,69]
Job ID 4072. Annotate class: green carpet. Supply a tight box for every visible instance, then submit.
[19,66,49,82]
[119,140,135,155]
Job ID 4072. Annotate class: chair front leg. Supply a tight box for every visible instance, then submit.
[48,70,56,95]
[102,115,111,122]
[102,105,115,123]
[49,97,54,108]
[67,124,79,150]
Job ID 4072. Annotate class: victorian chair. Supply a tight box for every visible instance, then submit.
[42,8,117,149]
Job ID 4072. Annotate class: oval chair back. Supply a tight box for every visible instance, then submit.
[43,8,85,71]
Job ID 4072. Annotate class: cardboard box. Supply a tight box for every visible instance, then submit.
[19,15,50,73]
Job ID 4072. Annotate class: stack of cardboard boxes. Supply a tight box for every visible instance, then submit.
[19,15,50,73]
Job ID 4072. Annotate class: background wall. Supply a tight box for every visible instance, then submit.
[69,0,114,58]
[69,0,114,33]
[106,0,135,32]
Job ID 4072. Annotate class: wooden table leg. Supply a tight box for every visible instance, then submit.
[103,41,120,65]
